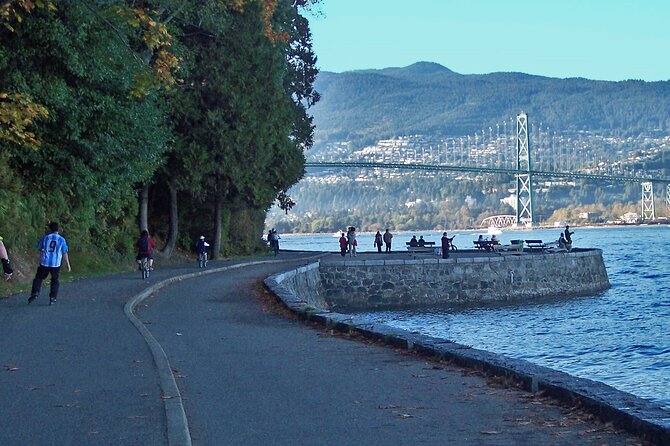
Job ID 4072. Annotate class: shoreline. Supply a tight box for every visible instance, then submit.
[266,260,670,444]
[275,221,668,237]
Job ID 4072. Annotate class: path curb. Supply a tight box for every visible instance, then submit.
[124,254,325,446]
[265,262,670,445]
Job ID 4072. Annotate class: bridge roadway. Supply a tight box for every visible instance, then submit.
[0,253,641,445]
[305,161,670,184]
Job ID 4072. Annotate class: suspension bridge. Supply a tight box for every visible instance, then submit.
[305,113,670,226]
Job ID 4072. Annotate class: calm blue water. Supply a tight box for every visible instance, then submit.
[279,226,670,409]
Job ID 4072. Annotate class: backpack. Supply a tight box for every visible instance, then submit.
[138,237,149,254]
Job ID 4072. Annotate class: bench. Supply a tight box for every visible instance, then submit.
[524,239,546,252]
[406,241,435,253]
[544,241,568,253]
[473,240,499,252]
[493,239,524,254]
[406,241,435,247]
[406,246,436,254]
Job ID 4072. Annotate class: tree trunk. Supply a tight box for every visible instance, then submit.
[139,183,149,231]
[163,182,178,257]
[213,197,222,260]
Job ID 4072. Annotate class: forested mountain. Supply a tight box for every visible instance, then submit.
[310,62,670,149]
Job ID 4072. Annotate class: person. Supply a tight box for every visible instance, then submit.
[28,222,71,305]
[383,228,393,253]
[374,230,383,253]
[267,229,273,251]
[558,233,568,250]
[441,232,450,259]
[418,236,426,247]
[339,233,347,257]
[564,225,574,250]
[491,234,498,243]
[196,235,210,265]
[270,229,280,255]
[136,229,157,271]
[0,235,13,280]
[347,227,357,257]
[409,236,418,247]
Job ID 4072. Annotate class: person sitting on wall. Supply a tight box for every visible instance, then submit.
[409,236,418,247]
[558,233,568,250]
[417,236,426,247]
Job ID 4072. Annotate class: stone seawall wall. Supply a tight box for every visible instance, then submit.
[265,262,327,310]
[320,249,610,311]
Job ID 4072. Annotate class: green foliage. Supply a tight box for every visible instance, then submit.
[1,1,320,259]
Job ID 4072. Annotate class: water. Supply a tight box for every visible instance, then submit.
[279,226,670,409]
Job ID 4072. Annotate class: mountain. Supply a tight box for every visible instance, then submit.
[310,62,670,149]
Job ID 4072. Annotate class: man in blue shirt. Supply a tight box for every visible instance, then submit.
[28,222,71,305]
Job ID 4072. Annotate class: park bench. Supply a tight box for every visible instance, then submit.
[473,240,499,252]
[524,239,546,252]
[406,241,436,254]
[493,239,524,254]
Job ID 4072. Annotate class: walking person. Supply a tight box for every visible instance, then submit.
[339,233,347,257]
[28,222,71,305]
[271,229,280,255]
[347,227,357,257]
[441,232,450,259]
[383,228,393,253]
[374,230,383,253]
[0,235,13,280]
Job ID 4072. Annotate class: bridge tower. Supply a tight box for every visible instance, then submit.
[515,113,534,226]
[641,182,655,221]
[666,184,670,218]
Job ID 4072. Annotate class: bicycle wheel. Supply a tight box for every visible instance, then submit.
[141,258,149,279]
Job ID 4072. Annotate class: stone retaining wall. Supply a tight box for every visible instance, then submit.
[320,249,610,311]
[263,254,669,444]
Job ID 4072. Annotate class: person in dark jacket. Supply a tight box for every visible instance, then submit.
[441,232,450,259]
[374,231,383,253]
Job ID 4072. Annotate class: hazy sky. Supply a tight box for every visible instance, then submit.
[308,0,669,81]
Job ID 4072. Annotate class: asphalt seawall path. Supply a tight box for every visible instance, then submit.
[0,252,654,445]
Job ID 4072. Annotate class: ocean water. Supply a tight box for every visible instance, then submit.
[279,226,670,409]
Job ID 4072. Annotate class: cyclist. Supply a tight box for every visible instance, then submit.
[0,235,13,280]
[135,230,156,271]
[196,235,210,266]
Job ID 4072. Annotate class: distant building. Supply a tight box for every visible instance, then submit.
[500,194,516,210]
[578,212,600,220]
[622,212,641,224]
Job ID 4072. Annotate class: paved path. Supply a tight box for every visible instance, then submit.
[1,253,642,445]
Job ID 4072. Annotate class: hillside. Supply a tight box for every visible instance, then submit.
[310,62,670,149]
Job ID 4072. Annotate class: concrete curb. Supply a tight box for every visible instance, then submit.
[265,262,670,446]
[124,254,326,446]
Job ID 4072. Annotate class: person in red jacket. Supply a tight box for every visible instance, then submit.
[135,230,157,270]
[338,233,347,257]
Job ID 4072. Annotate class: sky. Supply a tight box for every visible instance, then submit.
[308,0,670,81]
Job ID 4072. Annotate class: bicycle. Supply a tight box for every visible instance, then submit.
[140,256,150,279]
[197,251,208,268]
